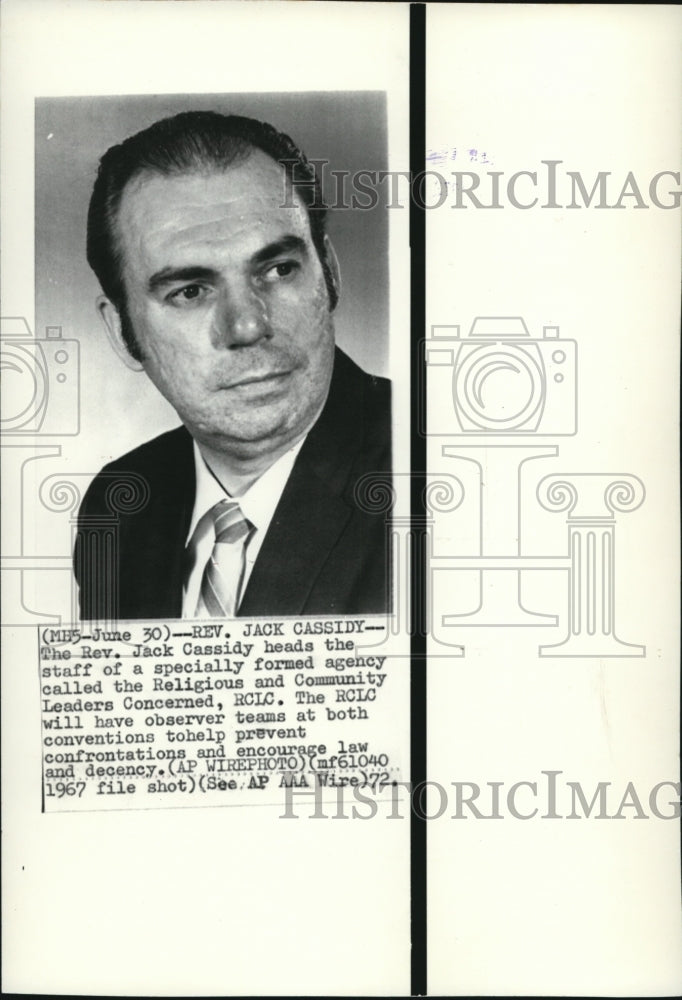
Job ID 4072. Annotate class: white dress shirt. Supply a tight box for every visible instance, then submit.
[182,438,305,618]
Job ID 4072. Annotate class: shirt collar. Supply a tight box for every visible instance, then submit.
[186,437,306,544]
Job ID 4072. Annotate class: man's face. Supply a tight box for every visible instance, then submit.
[113,150,336,460]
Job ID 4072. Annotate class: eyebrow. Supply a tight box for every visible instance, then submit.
[147,236,310,292]
[252,235,308,265]
[148,266,217,292]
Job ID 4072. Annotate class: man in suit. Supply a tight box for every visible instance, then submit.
[75,111,391,620]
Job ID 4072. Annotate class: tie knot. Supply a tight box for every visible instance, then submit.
[211,499,250,544]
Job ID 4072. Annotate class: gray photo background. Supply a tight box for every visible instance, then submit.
[35,92,389,463]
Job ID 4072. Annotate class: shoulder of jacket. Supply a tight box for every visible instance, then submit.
[79,425,191,517]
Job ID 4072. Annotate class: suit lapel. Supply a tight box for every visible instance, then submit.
[123,427,195,619]
[238,460,352,615]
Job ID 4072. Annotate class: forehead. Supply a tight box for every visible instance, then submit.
[115,149,312,264]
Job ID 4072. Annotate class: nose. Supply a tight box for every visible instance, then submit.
[211,282,270,349]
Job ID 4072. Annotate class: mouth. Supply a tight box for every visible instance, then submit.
[221,371,292,390]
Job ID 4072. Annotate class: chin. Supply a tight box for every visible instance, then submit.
[192,397,318,451]
[206,417,293,449]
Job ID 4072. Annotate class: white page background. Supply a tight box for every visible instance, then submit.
[427,5,681,996]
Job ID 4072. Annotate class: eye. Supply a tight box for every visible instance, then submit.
[261,260,300,284]
[168,283,209,305]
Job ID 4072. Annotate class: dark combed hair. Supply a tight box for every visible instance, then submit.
[87,110,337,360]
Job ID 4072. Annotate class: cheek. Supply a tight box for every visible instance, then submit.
[137,308,208,368]
[307,279,332,318]
[144,338,186,382]
[137,324,207,400]
[277,281,332,342]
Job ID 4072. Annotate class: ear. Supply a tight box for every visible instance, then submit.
[96,296,144,372]
[322,235,342,308]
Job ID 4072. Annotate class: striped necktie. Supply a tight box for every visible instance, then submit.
[198,499,251,618]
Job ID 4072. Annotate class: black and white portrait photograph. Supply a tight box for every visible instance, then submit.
[35,93,393,621]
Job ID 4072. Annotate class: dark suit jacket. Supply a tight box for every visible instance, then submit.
[75,349,391,620]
